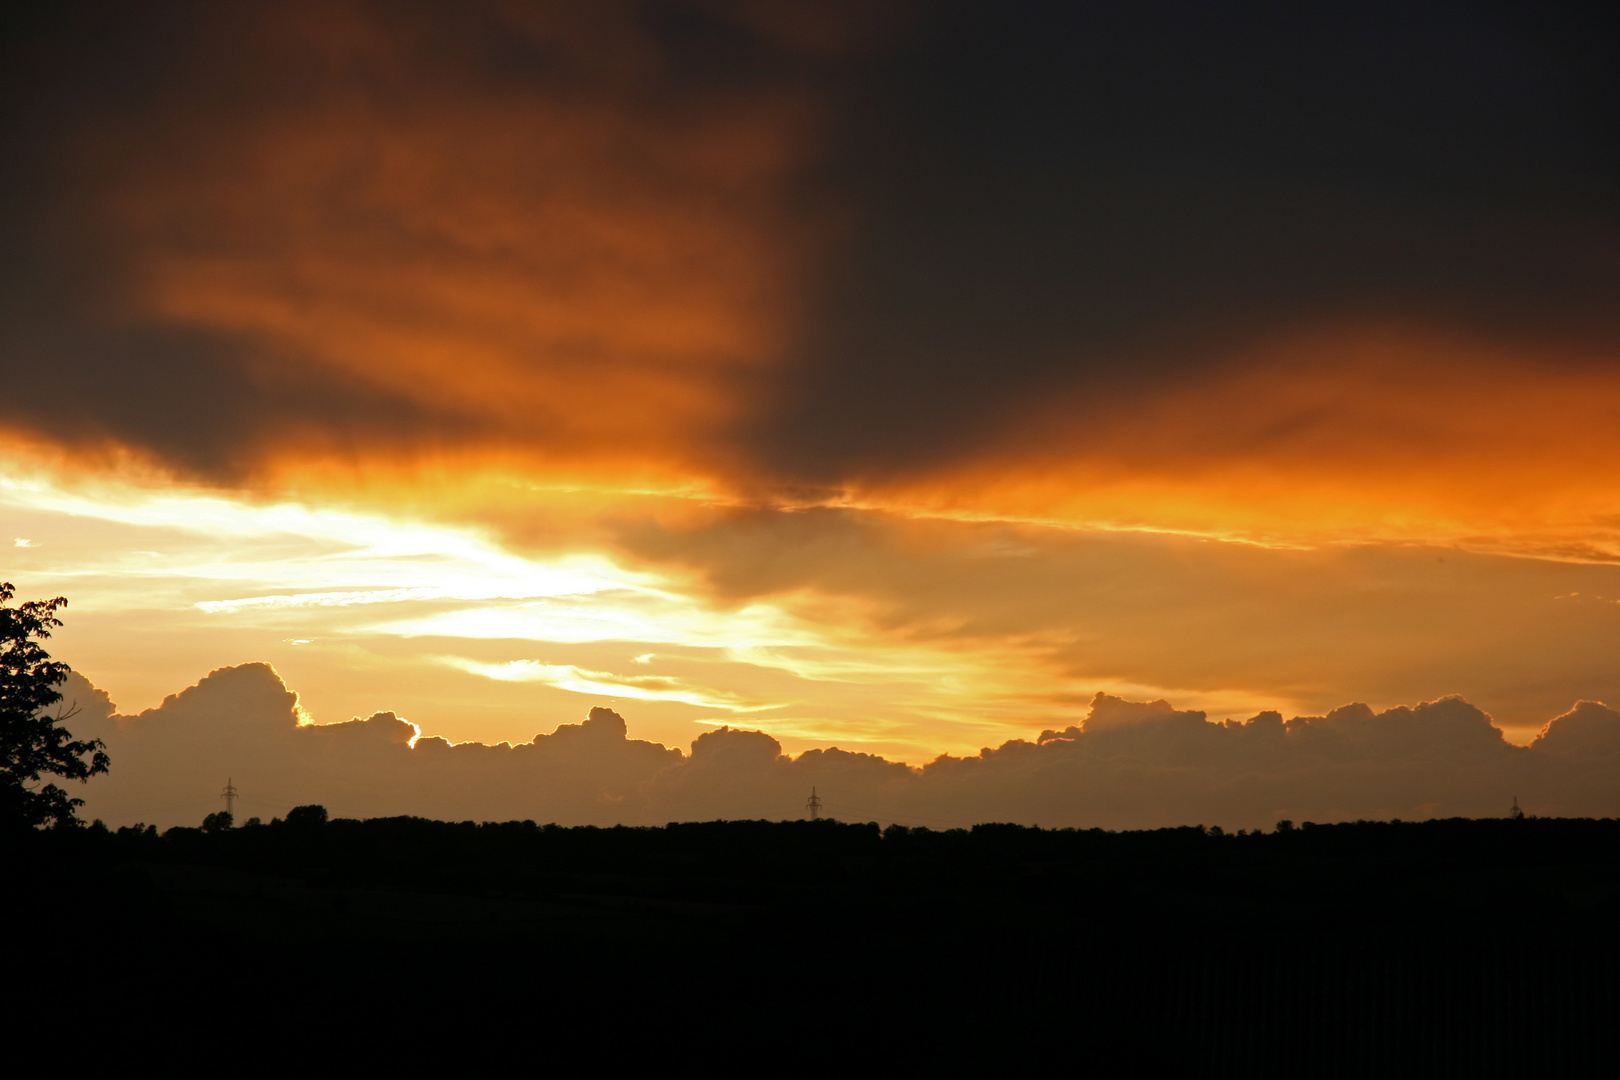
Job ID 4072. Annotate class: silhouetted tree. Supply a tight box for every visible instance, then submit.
[284,804,328,828]
[0,583,108,828]
[202,811,234,833]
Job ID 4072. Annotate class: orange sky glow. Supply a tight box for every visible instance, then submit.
[3,2,1616,810]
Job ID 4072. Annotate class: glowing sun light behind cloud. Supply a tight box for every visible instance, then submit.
[2,1,1616,775]
[0,467,1137,758]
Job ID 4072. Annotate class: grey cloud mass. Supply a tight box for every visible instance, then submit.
[58,664,1620,830]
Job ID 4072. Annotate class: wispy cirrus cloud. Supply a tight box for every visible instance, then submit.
[196,585,609,614]
[440,657,774,712]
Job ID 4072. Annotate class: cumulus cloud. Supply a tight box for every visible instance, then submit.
[61,665,677,826]
[57,667,1620,830]
[1532,701,1620,758]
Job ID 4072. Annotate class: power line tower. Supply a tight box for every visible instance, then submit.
[220,777,239,818]
[806,787,821,820]
[1509,795,1524,820]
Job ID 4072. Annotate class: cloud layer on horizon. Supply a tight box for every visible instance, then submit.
[58,664,1620,831]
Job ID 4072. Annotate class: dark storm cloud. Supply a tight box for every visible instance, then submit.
[755,1,1619,478]
[1,3,469,470]
[4,2,1612,489]
[0,0,856,478]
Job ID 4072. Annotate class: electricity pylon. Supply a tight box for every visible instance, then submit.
[806,787,822,820]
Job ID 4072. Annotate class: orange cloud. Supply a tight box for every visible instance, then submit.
[848,325,1620,558]
[5,3,1613,566]
[4,3,1616,769]
[103,3,825,486]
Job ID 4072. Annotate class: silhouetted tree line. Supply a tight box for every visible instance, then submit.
[17,811,1618,927]
[12,812,1616,1074]
[7,590,1614,1072]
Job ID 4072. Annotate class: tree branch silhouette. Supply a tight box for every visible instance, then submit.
[1,583,109,828]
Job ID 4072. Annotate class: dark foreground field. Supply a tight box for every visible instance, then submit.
[10,815,1617,1075]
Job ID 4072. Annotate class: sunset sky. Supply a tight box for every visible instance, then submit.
[3,2,1616,777]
